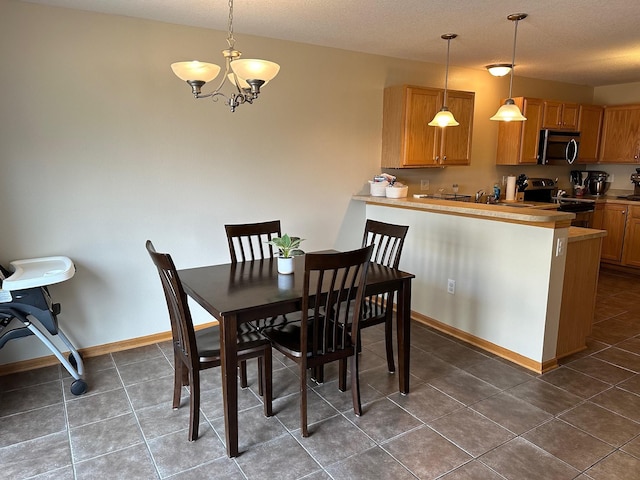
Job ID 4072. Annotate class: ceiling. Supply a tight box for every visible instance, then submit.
[23,0,640,87]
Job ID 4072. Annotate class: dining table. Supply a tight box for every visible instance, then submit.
[178,252,414,457]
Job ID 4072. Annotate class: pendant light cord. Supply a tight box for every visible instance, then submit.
[443,37,450,107]
[508,17,520,99]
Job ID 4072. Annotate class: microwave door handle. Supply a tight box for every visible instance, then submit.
[566,139,578,164]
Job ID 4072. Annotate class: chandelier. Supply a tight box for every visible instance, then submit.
[490,13,528,121]
[171,0,280,112]
[428,33,459,127]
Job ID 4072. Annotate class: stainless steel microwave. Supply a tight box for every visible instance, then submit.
[538,129,580,165]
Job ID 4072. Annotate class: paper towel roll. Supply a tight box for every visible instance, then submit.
[506,175,517,201]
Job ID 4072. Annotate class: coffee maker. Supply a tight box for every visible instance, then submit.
[570,170,589,196]
[631,168,640,198]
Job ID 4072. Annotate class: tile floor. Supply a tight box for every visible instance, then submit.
[2,269,640,479]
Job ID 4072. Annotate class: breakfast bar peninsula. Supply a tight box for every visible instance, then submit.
[352,195,606,373]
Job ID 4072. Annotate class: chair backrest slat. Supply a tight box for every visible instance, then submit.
[362,219,409,269]
[225,220,281,262]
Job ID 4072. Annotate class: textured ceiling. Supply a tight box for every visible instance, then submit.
[22,0,640,87]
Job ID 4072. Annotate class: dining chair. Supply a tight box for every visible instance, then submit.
[360,219,409,373]
[146,240,273,441]
[224,220,282,386]
[261,245,373,437]
[225,220,281,262]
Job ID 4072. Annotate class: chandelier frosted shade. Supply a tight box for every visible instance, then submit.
[171,61,221,82]
[486,64,512,77]
[230,59,280,82]
[428,108,460,127]
[490,99,527,121]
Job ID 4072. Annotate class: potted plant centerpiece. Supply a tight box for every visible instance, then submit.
[267,234,305,274]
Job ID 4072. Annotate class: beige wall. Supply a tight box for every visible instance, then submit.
[0,0,617,364]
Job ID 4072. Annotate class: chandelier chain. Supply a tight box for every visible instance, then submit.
[226,0,235,50]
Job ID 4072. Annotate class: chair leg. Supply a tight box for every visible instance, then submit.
[262,349,273,417]
[338,358,347,392]
[173,359,184,409]
[350,354,362,416]
[239,360,248,388]
[384,315,395,373]
[188,369,200,441]
[312,365,325,384]
[257,357,264,397]
[301,366,309,437]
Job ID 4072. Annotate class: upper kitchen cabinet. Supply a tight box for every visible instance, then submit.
[599,104,640,163]
[495,97,543,165]
[576,104,603,163]
[381,85,474,168]
[542,100,579,130]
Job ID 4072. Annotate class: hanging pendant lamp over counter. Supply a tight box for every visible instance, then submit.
[429,33,459,127]
[490,13,528,122]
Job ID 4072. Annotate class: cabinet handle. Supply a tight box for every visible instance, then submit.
[443,155,447,161]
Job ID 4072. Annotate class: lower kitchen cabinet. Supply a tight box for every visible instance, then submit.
[592,202,640,266]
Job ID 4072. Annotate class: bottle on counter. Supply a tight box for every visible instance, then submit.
[493,183,501,201]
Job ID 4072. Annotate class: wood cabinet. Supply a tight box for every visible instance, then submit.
[381,85,475,168]
[623,206,640,267]
[542,100,579,130]
[599,104,640,163]
[495,97,543,165]
[576,104,603,163]
[598,203,627,263]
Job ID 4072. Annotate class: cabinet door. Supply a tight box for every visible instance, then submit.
[600,204,627,263]
[440,91,474,165]
[495,97,543,165]
[623,206,640,267]
[599,105,640,163]
[403,87,440,166]
[542,101,563,129]
[577,105,603,163]
[562,103,579,130]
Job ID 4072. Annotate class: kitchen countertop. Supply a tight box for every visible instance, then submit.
[567,226,607,243]
[352,195,574,226]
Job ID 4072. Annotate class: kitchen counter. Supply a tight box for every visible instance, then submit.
[352,195,573,227]
[353,195,605,373]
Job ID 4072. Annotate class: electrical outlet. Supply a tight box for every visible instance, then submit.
[447,279,455,294]
[556,238,566,257]
[420,179,430,191]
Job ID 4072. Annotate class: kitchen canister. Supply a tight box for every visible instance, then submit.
[385,184,408,198]
[369,180,389,196]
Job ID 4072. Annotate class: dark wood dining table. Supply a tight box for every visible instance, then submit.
[178,253,414,457]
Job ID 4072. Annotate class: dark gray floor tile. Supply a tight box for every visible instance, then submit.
[126,374,176,410]
[344,397,422,443]
[70,412,143,461]
[388,382,464,423]
[0,403,66,448]
[430,341,491,369]
[383,425,471,478]
[616,337,640,355]
[358,364,421,396]
[440,460,504,479]
[66,387,131,428]
[522,419,614,471]
[62,366,123,400]
[618,374,640,395]
[111,344,163,366]
[0,431,71,479]
[470,392,552,435]
[148,424,226,478]
[30,465,75,479]
[506,378,582,415]
[560,401,640,447]
[621,435,640,459]
[292,415,375,467]
[136,401,193,440]
[235,434,321,480]
[480,437,579,480]
[325,446,415,480]
[0,364,59,391]
[61,353,115,377]
[313,377,383,412]
[167,456,245,479]
[429,369,501,405]
[404,349,458,383]
[539,366,611,398]
[210,404,288,453]
[428,408,514,457]
[200,385,263,421]
[586,450,640,480]
[274,390,339,431]
[117,356,173,386]
[75,443,158,479]
[0,380,63,416]
[461,357,533,390]
[593,347,640,373]
[591,387,640,422]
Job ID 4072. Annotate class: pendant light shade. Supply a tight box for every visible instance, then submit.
[485,63,512,77]
[429,33,459,127]
[490,13,528,122]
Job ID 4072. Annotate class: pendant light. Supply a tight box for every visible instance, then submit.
[485,63,512,77]
[171,0,280,112]
[490,13,528,122]
[429,33,459,127]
